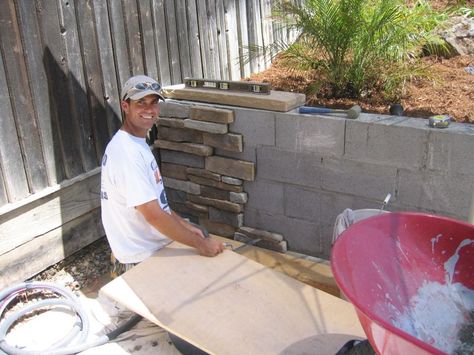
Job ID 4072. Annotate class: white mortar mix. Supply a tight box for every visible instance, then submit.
[391,238,474,354]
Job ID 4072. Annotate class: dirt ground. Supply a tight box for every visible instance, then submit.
[249,53,474,123]
[248,0,474,123]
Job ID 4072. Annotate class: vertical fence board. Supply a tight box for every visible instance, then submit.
[0,49,29,202]
[164,0,182,83]
[247,0,265,73]
[152,0,171,85]
[16,1,64,186]
[224,0,240,80]
[138,0,159,81]
[58,0,97,172]
[0,173,7,206]
[261,0,274,68]
[37,0,85,179]
[93,0,122,136]
[75,0,109,160]
[197,1,217,78]
[123,0,144,75]
[175,0,192,79]
[185,0,203,78]
[236,0,250,78]
[0,1,48,192]
[108,0,130,88]
[215,0,229,79]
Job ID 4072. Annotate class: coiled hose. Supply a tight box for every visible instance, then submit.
[0,281,142,355]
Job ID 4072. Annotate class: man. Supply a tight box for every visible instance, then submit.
[101,75,224,276]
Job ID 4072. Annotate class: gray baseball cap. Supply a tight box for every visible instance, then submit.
[121,75,165,101]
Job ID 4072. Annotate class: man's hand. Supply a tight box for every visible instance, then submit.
[197,237,225,257]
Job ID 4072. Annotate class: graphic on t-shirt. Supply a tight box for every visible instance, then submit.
[102,154,107,166]
[151,160,161,183]
[160,189,169,211]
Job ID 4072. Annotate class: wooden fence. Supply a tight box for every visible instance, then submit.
[0,0,298,288]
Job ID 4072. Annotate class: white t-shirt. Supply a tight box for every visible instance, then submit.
[101,130,171,263]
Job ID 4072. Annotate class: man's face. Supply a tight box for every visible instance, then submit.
[121,94,160,137]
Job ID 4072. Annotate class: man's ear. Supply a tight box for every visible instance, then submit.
[121,100,129,113]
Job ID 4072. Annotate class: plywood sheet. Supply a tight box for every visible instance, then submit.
[101,241,364,355]
[162,84,306,112]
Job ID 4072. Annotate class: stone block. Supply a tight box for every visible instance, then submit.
[157,126,203,143]
[244,180,284,214]
[237,226,284,242]
[159,101,190,118]
[203,133,243,152]
[215,145,257,163]
[200,186,230,200]
[221,176,243,186]
[170,201,208,220]
[186,168,221,181]
[184,119,228,134]
[229,192,248,204]
[188,175,243,193]
[189,106,234,124]
[205,156,255,181]
[187,194,242,213]
[160,150,205,168]
[230,108,275,146]
[185,201,209,214]
[199,219,236,238]
[321,157,397,200]
[163,177,200,195]
[154,140,213,156]
[257,146,322,188]
[161,163,188,180]
[209,207,243,228]
[276,112,345,156]
[244,209,321,257]
[164,188,187,203]
[234,232,287,253]
[156,117,186,128]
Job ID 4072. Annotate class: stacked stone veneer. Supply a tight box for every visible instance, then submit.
[155,101,287,252]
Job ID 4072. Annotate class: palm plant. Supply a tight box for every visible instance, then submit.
[261,0,449,99]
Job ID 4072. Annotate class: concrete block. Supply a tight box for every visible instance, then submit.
[163,177,200,195]
[156,117,186,128]
[161,163,188,180]
[276,113,345,156]
[397,169,473,218]
[321,157,397,200]
[345,118,428,169]
[189,106,234,124]
[244,180,284,214]
[243,209,321,257]
[425,127,474,175]
[222,176,243,186]
[203,133,243,152]
[284,185,322,223]
[199,219,236,238]
[200,185,230,200]
[184,119,228,134]
[229,192,248,204]
[160,101,190,118]
[257,146,322,188]
[160,150,204,168]
[154,140,213,156]
[186,167,221,181]
[229,108,275,146]
[188,175,243,192]
[237,226,284,242]
[209,207,243,228]
[205,156,255,181]
[188,194,243,213]
[157,126,203,143]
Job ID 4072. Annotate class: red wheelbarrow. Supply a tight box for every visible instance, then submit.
[331,212,474,354]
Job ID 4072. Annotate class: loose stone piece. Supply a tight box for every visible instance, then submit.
[154,140,213,157]
[184,119,228,134]
[206,156,255,181]
[203,133,243,152]
[189,106,234,124]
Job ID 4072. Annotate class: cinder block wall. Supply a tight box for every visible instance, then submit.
[157,100,474,260]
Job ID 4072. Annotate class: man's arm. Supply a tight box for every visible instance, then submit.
[136,200,224,257]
